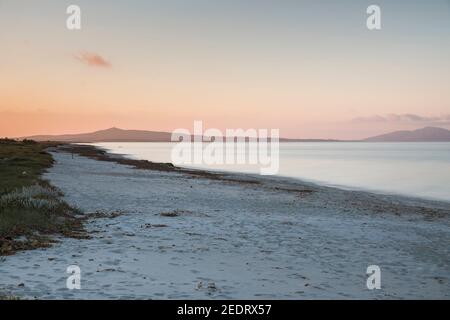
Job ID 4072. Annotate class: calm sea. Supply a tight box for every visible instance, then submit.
[91,142,450,202]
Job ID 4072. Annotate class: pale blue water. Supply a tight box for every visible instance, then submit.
[91,142,450,202]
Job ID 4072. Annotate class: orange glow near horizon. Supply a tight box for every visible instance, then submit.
[1,1,449,139]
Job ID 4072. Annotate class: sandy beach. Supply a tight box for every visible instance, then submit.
[1,147,449,299]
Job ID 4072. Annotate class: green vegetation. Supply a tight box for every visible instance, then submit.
[0,139,53,193]
[0,293,20,300]
[0,139,85,256]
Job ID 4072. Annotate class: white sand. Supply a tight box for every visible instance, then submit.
[1,150,449,299]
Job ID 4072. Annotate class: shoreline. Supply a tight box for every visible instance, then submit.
[1,144,449,299]
[87,141,450,204]
[66,143,450,215]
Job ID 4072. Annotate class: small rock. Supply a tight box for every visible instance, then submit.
[160,211,180,217]
[207,282,217,291]
[123,232,135,237]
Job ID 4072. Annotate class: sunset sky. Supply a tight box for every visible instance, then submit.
[1,0,449,139]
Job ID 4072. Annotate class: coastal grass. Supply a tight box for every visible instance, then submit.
[0,139,85,256]
[0,139,53,192]
[0,296,20,300]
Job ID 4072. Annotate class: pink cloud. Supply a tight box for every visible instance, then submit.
[74,52,111,68]
[351,113,450,125]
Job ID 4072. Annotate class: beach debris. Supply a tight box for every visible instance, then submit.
[196,281,218,293]
[433,276,446,284]
[96,268,116,272]
[0,242,13,255]
[273,186,315,197]
[160,210,182,217]
[159,209,210,218]
[185,232,202,236]
[85,210,124,219]
[123,232,135,237]
[158,245,174,251]
[207,282,217,291]
[0,235,54,256]
[142,223,168,228]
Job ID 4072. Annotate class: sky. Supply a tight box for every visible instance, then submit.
[1,0,449,139]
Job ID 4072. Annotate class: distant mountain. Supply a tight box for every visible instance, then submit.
[364,127,450,142]
[23,126,450,143]
[23,127,173,142]
[22,127,341,143]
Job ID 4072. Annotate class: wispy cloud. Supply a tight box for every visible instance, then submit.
[74,52,111,68]
[351,114,450,125]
